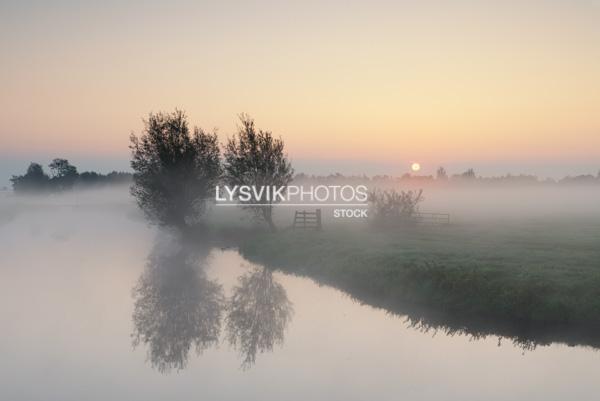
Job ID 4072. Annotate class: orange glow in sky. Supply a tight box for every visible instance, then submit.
[1,1,599,177]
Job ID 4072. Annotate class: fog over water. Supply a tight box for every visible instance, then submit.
[1,186,600,400]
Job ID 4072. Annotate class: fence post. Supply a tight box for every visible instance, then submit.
[316,209,322,230]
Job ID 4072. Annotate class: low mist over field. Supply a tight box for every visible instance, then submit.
[3,181,600,229]
[410,185,600,221]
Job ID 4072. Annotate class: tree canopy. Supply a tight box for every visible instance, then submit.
[10,163,50,193]
[223,114,294,231]
[130,110,221,227]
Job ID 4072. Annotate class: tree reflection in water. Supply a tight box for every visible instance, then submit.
[131,237,293,372]
[226,266,294,369]
[131,241,224,373]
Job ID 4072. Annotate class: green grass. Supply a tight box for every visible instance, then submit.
[237,218,600,345]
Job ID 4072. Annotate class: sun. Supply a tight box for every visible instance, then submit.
[411,162,421,172]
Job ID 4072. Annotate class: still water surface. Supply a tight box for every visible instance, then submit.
[1,194,599,400]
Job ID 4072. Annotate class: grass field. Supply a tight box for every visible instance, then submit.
[238,217,600,346]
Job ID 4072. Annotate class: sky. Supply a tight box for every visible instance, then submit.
[1,0,600,186]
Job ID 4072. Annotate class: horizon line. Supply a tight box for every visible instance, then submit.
[215,203,369,207]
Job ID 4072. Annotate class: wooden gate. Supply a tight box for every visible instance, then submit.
[293,209,322,230]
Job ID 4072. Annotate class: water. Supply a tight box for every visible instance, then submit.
[1,192,600,400]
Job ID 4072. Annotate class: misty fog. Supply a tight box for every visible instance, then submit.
[3,182,600,234]
[1,184,600,401]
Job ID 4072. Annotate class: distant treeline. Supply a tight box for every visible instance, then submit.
[9,159,599,194]
[10,158,132,193]
[293,168,600,186]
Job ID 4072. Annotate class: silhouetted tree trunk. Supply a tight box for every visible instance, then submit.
[262,206,277,232]
[223,114,294,232]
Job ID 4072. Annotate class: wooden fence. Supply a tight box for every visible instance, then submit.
[411,212,450,225]
[293,209,322,230]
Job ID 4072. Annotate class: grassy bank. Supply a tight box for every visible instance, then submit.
[237,218,600,342]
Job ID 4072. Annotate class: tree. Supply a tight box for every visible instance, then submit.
[454,168,476,180]
[436,166,448,180]
[49,158,77,178]
[10,162,50,193]
[132,241,224,373]
[464,168,476,179]
[226,266,293,369]
[48,158,78,191]
[223,114,294,231]
[368,188,424,226]
[130,110,222,227]
[78,171,101,185]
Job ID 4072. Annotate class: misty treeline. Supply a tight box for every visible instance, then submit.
[294,167,600,186]
[10,159,131,193]
[130,110,293,230]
